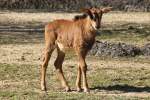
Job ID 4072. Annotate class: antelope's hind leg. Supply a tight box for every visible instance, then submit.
[54,48,70,92]
[41,46,55,91]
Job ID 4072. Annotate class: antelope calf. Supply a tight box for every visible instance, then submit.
[40,7,112,92]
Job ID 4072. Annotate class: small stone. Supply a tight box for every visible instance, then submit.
[21,55,25,61]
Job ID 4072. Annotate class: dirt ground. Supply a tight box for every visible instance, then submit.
[0,11,150,99]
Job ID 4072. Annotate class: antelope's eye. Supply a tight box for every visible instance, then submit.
[93,13,98,21]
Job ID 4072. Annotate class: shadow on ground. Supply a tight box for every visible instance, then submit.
[91,84,150,93]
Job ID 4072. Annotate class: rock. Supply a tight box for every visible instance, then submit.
[128,25,135,30]
[141,43,150,56]
[21,55,25,61]
[89,41,142,57]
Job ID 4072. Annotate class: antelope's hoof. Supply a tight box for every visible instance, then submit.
[41,86,47,91]
[65,87,71,92]
[83,88,90,93]
[76,88,82,92]
[41,88,47,91]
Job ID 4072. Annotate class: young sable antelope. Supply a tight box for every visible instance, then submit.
[40,7,112,92]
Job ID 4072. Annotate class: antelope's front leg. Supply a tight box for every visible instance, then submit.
[76,63,82,92]
[77,51,89,92]
[80,60,89,92]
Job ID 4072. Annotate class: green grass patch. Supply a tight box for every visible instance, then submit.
[0,59,150,99]
[0,90,150,100]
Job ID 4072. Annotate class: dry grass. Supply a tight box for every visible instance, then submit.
[0,11,150,46]
[1,42,150,99]
[0,11,150,99]
[102,12,150,25]
[0,11,150,26]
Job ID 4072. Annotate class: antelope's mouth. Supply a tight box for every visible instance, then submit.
[96,25,100,29]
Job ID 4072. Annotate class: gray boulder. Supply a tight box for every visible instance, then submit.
[89,41,141,57]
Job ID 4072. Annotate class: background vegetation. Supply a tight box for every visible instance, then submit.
[0,0,150,12]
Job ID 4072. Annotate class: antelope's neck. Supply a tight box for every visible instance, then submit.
[79,16,97,37]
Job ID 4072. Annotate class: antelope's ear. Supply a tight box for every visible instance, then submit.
[101,7,112,13]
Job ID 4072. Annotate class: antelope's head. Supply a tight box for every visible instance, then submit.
[81,7,112,29]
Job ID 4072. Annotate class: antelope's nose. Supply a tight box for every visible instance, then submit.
[96,25,100,29]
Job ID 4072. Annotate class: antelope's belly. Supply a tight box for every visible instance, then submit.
[56,42,74,52]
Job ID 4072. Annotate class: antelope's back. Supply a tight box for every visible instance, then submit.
[47,19,81,49]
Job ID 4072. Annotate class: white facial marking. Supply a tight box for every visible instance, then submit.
[87,16,97,30]
[91,21,97,29]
